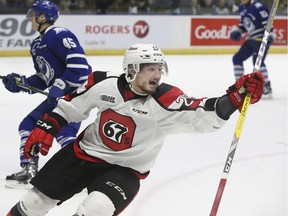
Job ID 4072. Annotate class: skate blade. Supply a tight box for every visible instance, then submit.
[5,180,33,190]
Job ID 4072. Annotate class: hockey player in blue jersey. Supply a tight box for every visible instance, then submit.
[230,0,273,96]
[2,0,91,188]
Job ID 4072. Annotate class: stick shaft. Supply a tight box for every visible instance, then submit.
[209,0,279,215]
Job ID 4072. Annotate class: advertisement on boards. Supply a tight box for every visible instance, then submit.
[0,16,36,50]
[58,15,179,49]
[190,17,288,46]
[0,15,181,52]
[0,14,286,55]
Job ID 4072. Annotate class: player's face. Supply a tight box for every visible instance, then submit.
[27,10,46,31]
[241,0,250,5]
[131,64,162,95]
[27,11,40,31]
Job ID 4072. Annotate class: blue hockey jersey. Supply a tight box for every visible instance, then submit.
[237,0,270,40]
[27,25,91,92]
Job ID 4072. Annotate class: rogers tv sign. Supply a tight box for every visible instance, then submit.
[191,17,287,46]
[85,20,149,38]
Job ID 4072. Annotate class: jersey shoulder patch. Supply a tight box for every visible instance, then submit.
[85,71,108,88]
[153,83,183,107]
[153,83,204,110]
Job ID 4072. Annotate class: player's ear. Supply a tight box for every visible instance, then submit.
[39,13,46,23]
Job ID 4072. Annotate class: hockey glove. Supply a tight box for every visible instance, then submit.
[230,31,242,41]
[47,78,70,107]
[24,114,61,158]
[2,73,30,93]
[227,72,264,111]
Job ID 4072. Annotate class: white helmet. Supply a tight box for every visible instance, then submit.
[123,44,168,82]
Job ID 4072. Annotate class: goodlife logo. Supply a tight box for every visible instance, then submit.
[133,20,149,38]
[191,18,241,45]
[195,25,234,39]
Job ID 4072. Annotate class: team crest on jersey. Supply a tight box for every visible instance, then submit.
[99,109,136,151]
[243,17,255,33]
[53,27,68,34]
[35,56,54,85]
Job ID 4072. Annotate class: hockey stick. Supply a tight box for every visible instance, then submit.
[209,1,279,215]
[0,75,48,96]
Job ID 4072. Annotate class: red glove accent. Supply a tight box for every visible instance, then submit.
[227,72,264,111]
[24,128,54,158]
[24,114,60,158]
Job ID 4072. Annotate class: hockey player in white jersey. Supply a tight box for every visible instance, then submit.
[6,44,264,216]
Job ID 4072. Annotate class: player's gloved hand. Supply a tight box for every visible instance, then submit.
[24,114,61,158]
[230,31,242,41]
[227,72,264,111]
[268,35,274,44]
[2,73,29,93]
[47,78,70,107]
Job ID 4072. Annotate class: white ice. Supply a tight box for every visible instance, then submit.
[0,54,287,216]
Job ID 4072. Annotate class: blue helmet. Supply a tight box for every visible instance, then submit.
[27,0,59,24]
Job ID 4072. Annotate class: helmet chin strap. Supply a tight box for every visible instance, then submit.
[36,16,48,32]
[129,83,148,96]
[37,23,42,32]
[127,74,148,96]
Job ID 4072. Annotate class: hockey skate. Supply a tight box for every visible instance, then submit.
[5,163,37,189]
[263,81,272,99]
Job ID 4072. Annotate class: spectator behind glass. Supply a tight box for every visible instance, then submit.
[199,0,214,14]
[214,0,229,15]
[109,0,128,13]
[59,0,71,13]
[138,0,151,13]
[69,0,79,9]
[278,0,287,15]
[96,0,113,14]
[0,0,7,9]
[191,0,201,14]
[128,0,138,14]
[171,0,181,14]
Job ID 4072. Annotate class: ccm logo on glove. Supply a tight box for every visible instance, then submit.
[37,119,53,130]
[24,114,61,158]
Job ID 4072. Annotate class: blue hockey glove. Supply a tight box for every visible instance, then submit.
[47,78,70,107]
[268,35,274,44]
[2,73,29,93]
[230,31,242,41]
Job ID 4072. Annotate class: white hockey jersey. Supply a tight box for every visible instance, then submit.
[53,71,227,175]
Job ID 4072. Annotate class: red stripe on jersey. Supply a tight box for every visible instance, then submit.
[131,170,150,180]
[157,86,184,107]
[189,98,205,109]
[63,92,72,100]
[73,130,104,162]
[84,72,96,89]
[73,142,104,163]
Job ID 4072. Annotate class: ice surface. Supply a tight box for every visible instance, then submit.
[0,54,287,215]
